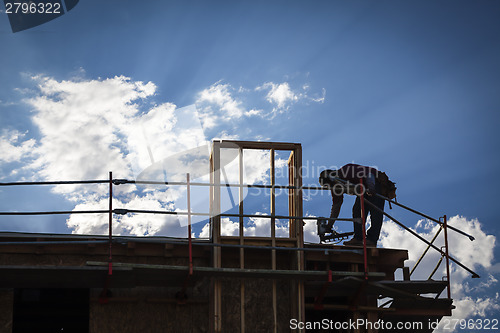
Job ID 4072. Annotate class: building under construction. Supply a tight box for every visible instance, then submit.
[0,140,478,332]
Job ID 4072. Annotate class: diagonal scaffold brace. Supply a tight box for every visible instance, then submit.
[362,198,480,278]
[374,193,475,241]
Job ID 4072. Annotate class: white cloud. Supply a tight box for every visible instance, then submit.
[304,216,320,243]
[127,103,209,180]
[255,81,326,115]
[197,80,326,123]
[199,215,289,238]
[0,129,36,164]
[66,192,188,237]
[2,73,322,237]
[17,75,210,235]
[197,82,245,118]
[207,214,321,243]
[196,81,262,129]
[465,274,498,293]
[257,82,299,111]
[445,294,500,331]
[245,215,289,237]
[26,75,156,193]
[310,88,326,103]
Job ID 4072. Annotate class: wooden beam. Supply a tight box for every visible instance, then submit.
[385,308,452,316]
[85,262,386,279]
[305,304,395,312]
[219,140,300,151]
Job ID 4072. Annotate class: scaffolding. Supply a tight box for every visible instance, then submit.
[0,140,480,333]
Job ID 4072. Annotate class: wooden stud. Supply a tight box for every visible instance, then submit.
[270,149,278,333]
[293,144,306,331]
[211,140,222,333]
[239,147,245,333]
[288,151,295,239]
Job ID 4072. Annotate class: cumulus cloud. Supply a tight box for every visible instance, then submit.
[197,80,325,123]
[18,75,206,235]
[379,216,498,332]
[195,81,262,129]
[254,81,326,115]
[197,82,245,118]
[66,191,188,237]
[128,103,209,180]
[257,82,299,110]
[3,74,317,236]
[451,294,500,320]
[25,75,156,192]
[0,129,36,164]
[244,215,289,237]
[198,215,289,238]
[206,213,321,243]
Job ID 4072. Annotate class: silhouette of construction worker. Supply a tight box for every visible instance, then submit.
[319,164,393,247]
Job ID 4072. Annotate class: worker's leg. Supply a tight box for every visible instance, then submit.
[352,197,368,240]
[366,195,385,243]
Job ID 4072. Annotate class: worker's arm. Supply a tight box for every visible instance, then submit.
[329,191,344,228]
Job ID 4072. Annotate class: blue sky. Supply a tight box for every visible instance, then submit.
[1,0,500,330]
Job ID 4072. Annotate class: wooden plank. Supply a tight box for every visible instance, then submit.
[219,236,296,247]
[385,307,452,316]
[219,140,299,151]
[304,304,395,312]
[378,280,448,294]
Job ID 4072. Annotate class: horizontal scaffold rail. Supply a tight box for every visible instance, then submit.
[86,261,386,280]
[0,210,109,216]
[0,178,337,191]
[0,180,109,186]
[0,177,474,238]
[0,207,356,224]
[0,174,479,280]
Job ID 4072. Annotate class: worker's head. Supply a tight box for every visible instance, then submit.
[319,169,338,187]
